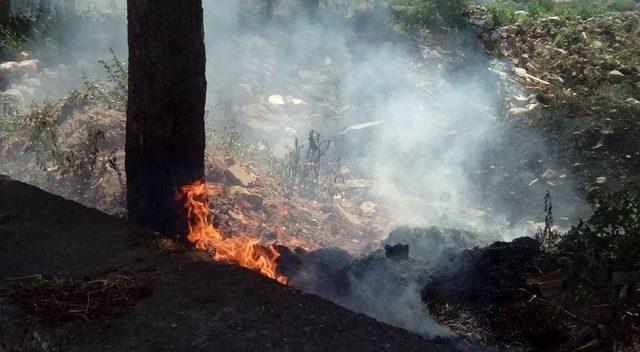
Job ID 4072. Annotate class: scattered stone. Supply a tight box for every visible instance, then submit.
[17,52,30,61]
[224,164,255,187]
[334,205,362,228]
[359,201,377,216]
[541,169,556,180]
[226,186,263,210]
[268,94,285,105]
[607,70,624,82]
[228,209,245,221]
[0,60,38,82]
[626,97,640,106]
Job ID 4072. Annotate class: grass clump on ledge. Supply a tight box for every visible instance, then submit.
[0,274,150,324]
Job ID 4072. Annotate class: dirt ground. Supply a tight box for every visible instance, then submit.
[0,176,450,352]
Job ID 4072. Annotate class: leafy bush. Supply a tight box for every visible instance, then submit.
[392,0,469,29]
[486,1,519,27]
[549,190,640,285]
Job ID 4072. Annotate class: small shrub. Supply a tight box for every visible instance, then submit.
[392,0,469,29]
[607,0,639,12]
[486,1,519,27]
[548,190,640,285]
[276,130,339,200]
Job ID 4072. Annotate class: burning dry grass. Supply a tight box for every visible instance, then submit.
[0,274,150,324]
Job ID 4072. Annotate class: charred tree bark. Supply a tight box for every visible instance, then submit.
[0,0,10,27]
[126,0,207,237]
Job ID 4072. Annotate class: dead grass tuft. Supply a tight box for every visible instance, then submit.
[0,274,150,324]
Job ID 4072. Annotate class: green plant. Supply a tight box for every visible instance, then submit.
[486,1,519,27]
[527,0,554,18]
[392,0,469,29]
[607,0,639,12]
[81,49,128,111]
[550,190,640,285]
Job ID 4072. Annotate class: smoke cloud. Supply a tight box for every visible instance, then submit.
[1,0,591,341]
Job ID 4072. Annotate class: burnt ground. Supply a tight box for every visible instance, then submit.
[0,176,450,352]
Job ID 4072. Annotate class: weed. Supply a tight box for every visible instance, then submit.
[548,190,640,285]
[276,130,339,200]
[392,0,468,29]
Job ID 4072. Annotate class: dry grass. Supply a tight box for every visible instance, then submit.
[0,274,150,324]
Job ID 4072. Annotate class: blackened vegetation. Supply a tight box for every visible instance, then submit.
[384,226,481,266]
[421,190,640,351]
[280,130,336,200]
[420,238,570,350]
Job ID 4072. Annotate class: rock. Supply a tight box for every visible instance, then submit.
[17,60,38,76]
[268,94,285,105]
[541,169,556,180]
[224,164,255,187]
[17,52,30,61]
[359,201,377,216]
[226,186,263,210]
[228,209,245,222]
[334,205,362,228]
[224,157,236,166]
[0,60,38,83]
[607,70,624,82]
[596,176,607,184]
[626,97,640,106]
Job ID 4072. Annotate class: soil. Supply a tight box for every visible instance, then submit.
[0,176,450,352]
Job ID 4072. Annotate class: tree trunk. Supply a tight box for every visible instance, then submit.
[64,0,76,15]
[0,0,10,26]
[266,0,275,20]
[304,0,320,15]
[126,0,207,238]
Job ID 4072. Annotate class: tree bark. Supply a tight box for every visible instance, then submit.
[304,0,320,16]
[126,0,207,238]
[266,0,275,20]
[0,0,10,27]
[63,0,76,15]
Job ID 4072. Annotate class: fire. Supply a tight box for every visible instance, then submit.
[180,180,288,284]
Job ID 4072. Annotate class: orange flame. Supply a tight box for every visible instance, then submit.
[180,180,288,284]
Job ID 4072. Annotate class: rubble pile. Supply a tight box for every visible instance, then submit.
[203,154,389,253]
[470,8,640,192]
[483,12,640,103]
